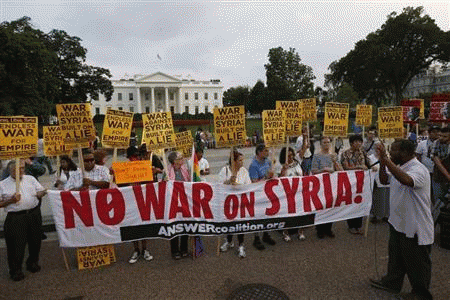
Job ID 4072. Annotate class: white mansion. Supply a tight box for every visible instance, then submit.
[90,72,224,115]
[403,65,450,98]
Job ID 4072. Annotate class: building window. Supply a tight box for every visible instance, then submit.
[145,107,150,113]
[205,106,208,114]
[145,93,149,101]
[170,106,175,114]
[214,93,218,100]
[195,106,199,114]
[204,93,208,100]
[118,93,122,101]
[129,93,133,100]
[95,107,100,115]
[129,107,134,112]
[185,106,189,113]
[195,93,198,100]
[118,107,123,110]
[185,93,189,100]
[170,93,174,100]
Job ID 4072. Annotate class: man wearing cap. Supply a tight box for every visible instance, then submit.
[0,160,47,281]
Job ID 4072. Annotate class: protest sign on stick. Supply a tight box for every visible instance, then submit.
[112,160,153,185]
[356,105,372,127]
[262,110,285,148]
[429,93,450,123]
[43,125,72,179]
[56,103,96,145]
[275,101,302,137]
[299,98,317,122]
[401,99,422,124]
[0,116,38,193]
[378,107,403,139]
[175,131,194,158]
[213,106,246,148]
[141,111,176,151]
[102,108,134,149]
[323,102,349,137]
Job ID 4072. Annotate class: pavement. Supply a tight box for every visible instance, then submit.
[0,144,449,299]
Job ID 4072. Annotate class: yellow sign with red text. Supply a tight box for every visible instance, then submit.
[0,117,38,159]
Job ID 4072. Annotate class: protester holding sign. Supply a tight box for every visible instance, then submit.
[278,147,306,242]
[295,126,314,175]
[249,144,276,250]
[64,149,110,191]
[218,150,251,258]
[167,151,191,259]
[0,160,47,281]
[54,155,79,189]
[431,127,450,222]
[311,136,343,238]
[340,134,370,235]
[371,140,433,300]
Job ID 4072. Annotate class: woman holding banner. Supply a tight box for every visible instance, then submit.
[54,155,79,190]
[311,136,343,239]
[218,150,251,258]
[167,151,191,259]
[278,147,306,242]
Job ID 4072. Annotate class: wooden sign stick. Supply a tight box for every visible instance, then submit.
[77,145,85,178]
[15,158,20,194]
[56,155,61,179]
[112,148,118,164]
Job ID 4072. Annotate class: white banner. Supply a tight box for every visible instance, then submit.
[48,170,373,247]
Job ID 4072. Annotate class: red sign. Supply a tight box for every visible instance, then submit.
[401,99,421,124]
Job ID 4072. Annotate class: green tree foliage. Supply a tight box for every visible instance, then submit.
[335,82,359,107]
[265,47,315,102]
[326,7,450,105]
[222,86,250,107]
[0,17,113,117]
[248,80,270,113]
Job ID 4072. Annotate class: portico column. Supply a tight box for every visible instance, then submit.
[178,89,183,114]
[165,87,169,112]
[151,87,155,113]
[136,87,142,113]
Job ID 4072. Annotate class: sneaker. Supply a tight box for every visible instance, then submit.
[11,272,25,282]
[253,238,265,250]
[238,246,246,258]
[298,233,306,241]
[262,234,276,245]
[282,232,291,242]
[220,241,234,252]
[128,251,140,264]
[369,278,400,294]
[142,249,153,261]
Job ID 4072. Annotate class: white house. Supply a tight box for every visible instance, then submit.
[90,72,224,115]
[403,65,450,98]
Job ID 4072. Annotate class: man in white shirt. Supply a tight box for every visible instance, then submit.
[370,140,433,300]
[416,126,440,176]
[64,149,110,191]
[0,160,47,281]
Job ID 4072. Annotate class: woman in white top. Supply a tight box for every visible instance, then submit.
[278,147,306,242]
[218,150,251,258]
[54,155,79,189]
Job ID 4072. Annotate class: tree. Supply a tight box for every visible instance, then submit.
[0,17,113,118]
[265,47,315,102]
[334,82,359,107]
[222,86,250,107]
[326,7,450,105]
[248,80,270,113]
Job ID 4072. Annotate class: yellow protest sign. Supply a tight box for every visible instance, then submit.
[275,101,302,136]
[43,126,71,157]
[112,160,153,184]
[262,110,285,148]
[102,108,134,148]
[175,131,194,158]
[214,106,246,148]
[323,102,349,137]
[355,105,373,127]
[378,107,403,139]
[299,98,317,122]
[141,111,176,151]
[77,245,116,270]
[56,103,95,145]
[0,117,38,159]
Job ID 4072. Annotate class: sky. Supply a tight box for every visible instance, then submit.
[1,0,449,90]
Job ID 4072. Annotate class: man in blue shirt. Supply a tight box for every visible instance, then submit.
[249,144,276,250]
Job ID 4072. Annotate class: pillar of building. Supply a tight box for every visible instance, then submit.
[136,87,142,113]
[151,87,155,113]
[165,87,169,112]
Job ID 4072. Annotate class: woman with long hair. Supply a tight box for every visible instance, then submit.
[54,155,79,190]
[218,150,251,258]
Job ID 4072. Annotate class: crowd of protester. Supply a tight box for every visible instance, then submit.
[0,124,443,299]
